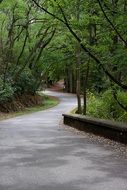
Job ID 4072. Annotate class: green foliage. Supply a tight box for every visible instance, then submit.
[87,90,127,122]
[0,0,56,103]
[0,78,14,102]
[14,69,37,95]
[0,0,127,122]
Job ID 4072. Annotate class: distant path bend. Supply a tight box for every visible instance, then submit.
[0,90,127,190]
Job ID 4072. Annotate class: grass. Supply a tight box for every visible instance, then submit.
[70,107,77,114]
[0,95,59,121]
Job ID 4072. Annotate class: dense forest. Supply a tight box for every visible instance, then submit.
[0,0,127,122]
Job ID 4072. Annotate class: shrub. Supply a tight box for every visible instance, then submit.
[87,92,106,119]
[14,69,37,95]
[87,89,127,122]
[0,78,14,102]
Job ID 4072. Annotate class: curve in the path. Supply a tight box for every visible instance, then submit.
[0,90,127,190]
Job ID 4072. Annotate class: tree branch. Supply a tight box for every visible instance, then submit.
[97,0,127,46]
[16,29,28,66]
[113,90,127,112]
[31,0,127,90]
[33,28,56,68]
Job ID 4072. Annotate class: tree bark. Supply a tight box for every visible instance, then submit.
[83,60,90,115]
[76,44,82,114]
[75,0,82,114]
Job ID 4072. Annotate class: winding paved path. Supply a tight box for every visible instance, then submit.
[0,90,127,190]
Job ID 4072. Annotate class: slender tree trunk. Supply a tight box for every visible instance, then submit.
[72,70,76,93]
[75,0,82,114]
[83,61,90,115]
[69,69,73,93]
[76,44,82,114]
[76,73,81,113]
[64,65,69,92]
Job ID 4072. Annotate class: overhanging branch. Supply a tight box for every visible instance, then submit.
[31,0,127,90]
[97,0,127,46]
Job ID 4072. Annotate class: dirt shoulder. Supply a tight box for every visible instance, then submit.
[0,93,59,121]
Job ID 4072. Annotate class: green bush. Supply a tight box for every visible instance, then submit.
[14,69,37,95]
[87,89,127,122]
[87,91,106,118]
[0,78,14,102]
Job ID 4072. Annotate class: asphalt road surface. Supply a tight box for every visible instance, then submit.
[0,90,127,190]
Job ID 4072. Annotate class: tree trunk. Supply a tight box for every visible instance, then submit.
[83,61,90,115]
[76,44,82,114]
[75,0,82,114]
